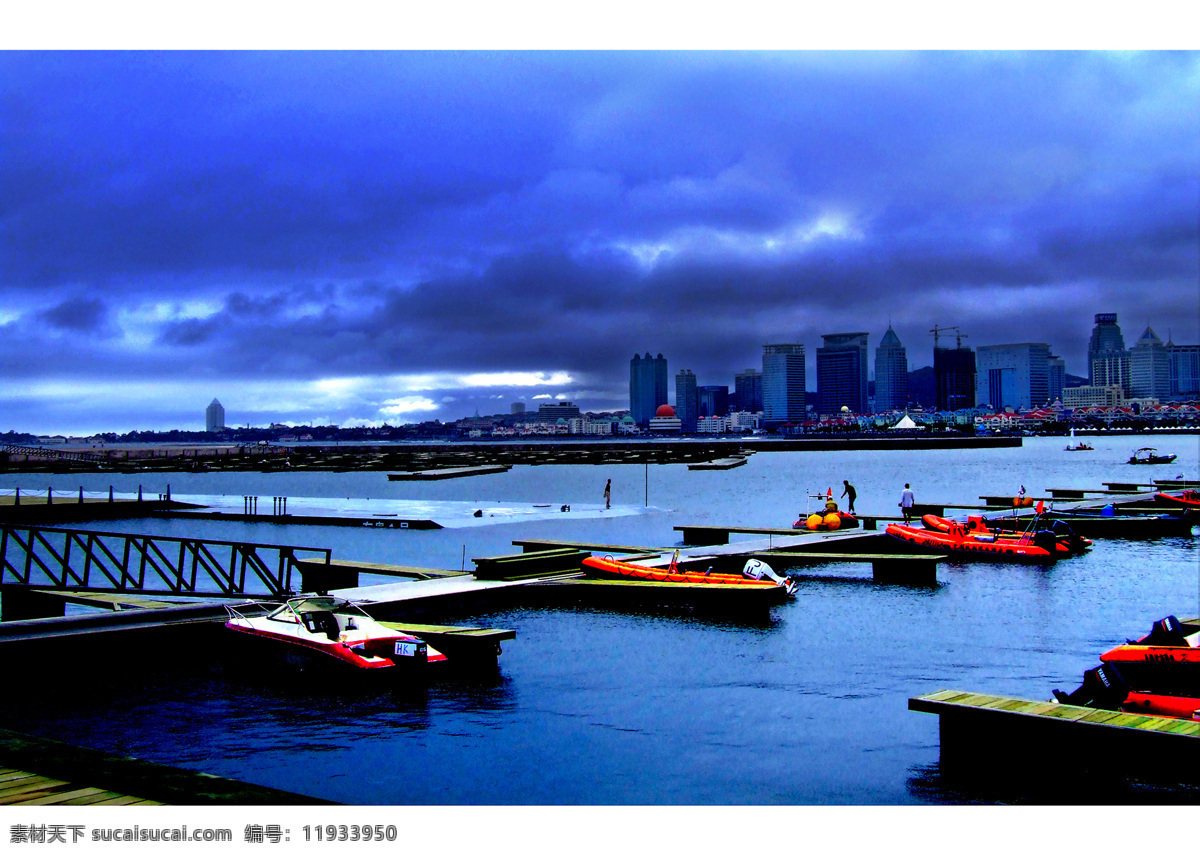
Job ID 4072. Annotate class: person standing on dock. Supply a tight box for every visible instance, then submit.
[603,479,611,509]
[841,480,857,514]
[899,483,915,523]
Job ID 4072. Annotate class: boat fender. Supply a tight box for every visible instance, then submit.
[806,513,823,530]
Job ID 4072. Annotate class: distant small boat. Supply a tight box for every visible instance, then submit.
[1128,447,1177,465]
[1064,429,1093,451]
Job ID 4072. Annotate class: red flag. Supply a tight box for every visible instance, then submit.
[1036,500,1045,514]
[827,487,832,498]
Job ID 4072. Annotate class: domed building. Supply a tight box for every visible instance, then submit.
[648,403,682,433]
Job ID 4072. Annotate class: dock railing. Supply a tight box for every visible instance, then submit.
[0,524,331,599]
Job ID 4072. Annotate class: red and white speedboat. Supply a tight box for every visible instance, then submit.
[224,596,446,675]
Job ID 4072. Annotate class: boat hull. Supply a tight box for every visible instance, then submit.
[224,622,445,677]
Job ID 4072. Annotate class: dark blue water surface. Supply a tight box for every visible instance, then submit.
[1,435,1198,805]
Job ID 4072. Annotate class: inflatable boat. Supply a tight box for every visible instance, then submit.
[1154,489,1200,508]
[582,554,796,595]
[922,514,1091,555]
[1053,662,1200,721]
[885,522,1063,559]
[793,511,858,530]
[1097,615,1200,697]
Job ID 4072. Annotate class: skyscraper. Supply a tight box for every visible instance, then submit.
[761,344,806,425]
[629,352,668,426]
[675,369,698,433]
[974,343,1052,411]
[1168,342,1200,397]
[873,325,908,412]
[816,332,869,415]
[698,385,730,418]
[733,368,763,413]
[1129,326,1170,400]
[205,398,225,432]
[1087,313,1126,386]
[934,344,976,412]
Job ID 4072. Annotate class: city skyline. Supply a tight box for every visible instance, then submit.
[3,49,1198,434]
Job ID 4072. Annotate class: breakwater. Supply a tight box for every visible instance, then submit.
[1,434,1020,475]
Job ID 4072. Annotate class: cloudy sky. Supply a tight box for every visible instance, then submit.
[2,45,1198,434]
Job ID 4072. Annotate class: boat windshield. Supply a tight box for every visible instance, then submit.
[267,597,371,620]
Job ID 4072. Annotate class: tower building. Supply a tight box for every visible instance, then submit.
[761,344,806,425]
[873,326,908,412]
[205,398,225,433]
[1129,326,1170,400]
[816,332,869,415]
[629,353,669,427]
[1087,313,1127,387]
[675,369,698,433]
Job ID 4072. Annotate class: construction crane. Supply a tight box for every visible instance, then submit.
[929,324,968,349]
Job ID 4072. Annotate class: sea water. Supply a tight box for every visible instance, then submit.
[0,435,1197,805]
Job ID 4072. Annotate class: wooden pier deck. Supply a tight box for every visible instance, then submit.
[0,728,330,805]
[910,689,1200,778]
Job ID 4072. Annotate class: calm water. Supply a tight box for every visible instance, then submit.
[1,435,1198,805]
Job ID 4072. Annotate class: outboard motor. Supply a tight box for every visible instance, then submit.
[742,559,796,596]
[1146,615,1186,646]
[1053,663,1130,709]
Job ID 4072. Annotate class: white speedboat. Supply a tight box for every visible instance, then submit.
[224,596,446,674]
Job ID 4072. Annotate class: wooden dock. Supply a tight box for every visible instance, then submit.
[910,689,1200,779]
[0,727,330,805]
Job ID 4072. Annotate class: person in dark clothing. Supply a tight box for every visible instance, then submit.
[841,480,857,514]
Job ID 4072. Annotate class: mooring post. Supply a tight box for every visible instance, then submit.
[166,484,171,501]
[47,486,52,505]
[108,485,114,503]
[13,487,18,506]
[138,485,143,502]
[79,485,84,504]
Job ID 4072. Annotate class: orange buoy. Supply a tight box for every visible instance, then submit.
[806,513,824,530]
[823,512,842,530]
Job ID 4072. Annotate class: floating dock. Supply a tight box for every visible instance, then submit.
[387,464,511,480]
[910,689,1200,780]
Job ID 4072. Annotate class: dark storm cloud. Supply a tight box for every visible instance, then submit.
[2,50,1198,431]
[35,297,115,336]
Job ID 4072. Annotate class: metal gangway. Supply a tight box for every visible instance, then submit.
[0,524,331,599]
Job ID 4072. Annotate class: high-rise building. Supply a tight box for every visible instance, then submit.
[675,369,698,433]
[205,398,225,433]
[1087,313,1126,386]
[629,352,668,426]
[1092,351,1131,396]
[733,368,763,413]
[974,343,1052,411]
[816,332,869,415]
[934,345,976,412]
[698,385,730,418]
[1168,342,1200,397]
[511,402,526,414]
[1129,326,1171,400]
[536,401,581,421]
[761,344,806,425]
[1047,355,1066,404]
[873,325,908,412]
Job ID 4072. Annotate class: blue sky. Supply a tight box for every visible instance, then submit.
[2,42,1198,434]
